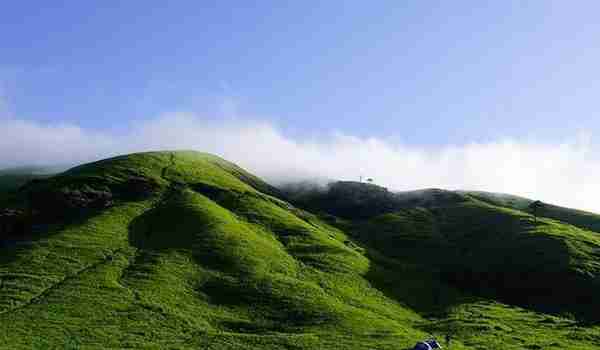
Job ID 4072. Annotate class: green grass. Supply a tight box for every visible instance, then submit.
[464,190,600,234]
[349,197,600,318]
[1,151,599,349]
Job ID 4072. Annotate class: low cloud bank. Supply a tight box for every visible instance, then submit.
[1,112,598,212]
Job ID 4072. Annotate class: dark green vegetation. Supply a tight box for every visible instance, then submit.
[1,152,599,349]
[291,185,600,318]
[0,174,38,195]
[0,166,60,192]
[0,166,59,208]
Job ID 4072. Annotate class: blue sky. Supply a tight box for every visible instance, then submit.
[3,1,600,211]
[2,1,599,144]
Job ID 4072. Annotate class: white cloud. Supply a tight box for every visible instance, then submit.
[0,118,119,167]
[1,112,599,213]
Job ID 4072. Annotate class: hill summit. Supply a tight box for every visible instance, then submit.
[1,151,599,349]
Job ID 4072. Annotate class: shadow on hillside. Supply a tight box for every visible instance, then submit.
[363,249,473,318]
[439,223,600,323]
[127,206,343,334]
[127,206,194,251]
[127,199,232,273]
[106,185,600,326]
[358,213,600,324]
[0,207,107,267]
[1,173,161,267]
[364,242,600,325]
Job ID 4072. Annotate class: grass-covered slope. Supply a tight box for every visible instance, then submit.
[1,154,600,349]
[354,199,600,318]
[295,184,600,317]
[0,151,430,349]
[464,190,600,234]
[288,181,600,348]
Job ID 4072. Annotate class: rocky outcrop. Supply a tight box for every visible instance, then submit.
[27,186,113,221]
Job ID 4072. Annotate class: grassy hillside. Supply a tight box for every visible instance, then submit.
[352,199,600,318]
[288,181,600,348]
[463,190,600,234]
[294,184,600,317]
[1,153,599,349]
[0,152,427,349]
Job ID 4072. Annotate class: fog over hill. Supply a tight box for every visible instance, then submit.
[1,113,599,213]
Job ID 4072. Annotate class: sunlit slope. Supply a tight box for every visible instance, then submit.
[0,152,427,349]
[464,190,600,234]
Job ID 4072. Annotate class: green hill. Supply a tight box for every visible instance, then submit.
[463,190,600,234]
[289,183,600,312]
[1,151,599,349]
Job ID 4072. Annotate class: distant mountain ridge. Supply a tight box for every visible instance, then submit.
[0,166,63,200]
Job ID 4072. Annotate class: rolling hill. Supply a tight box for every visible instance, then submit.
[1,151,599,349]
[462,190,600,234]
